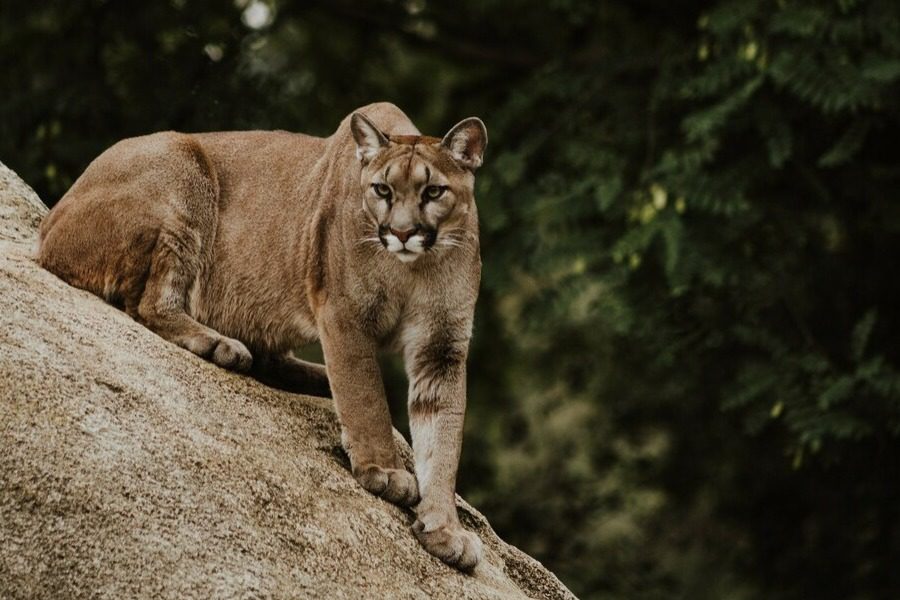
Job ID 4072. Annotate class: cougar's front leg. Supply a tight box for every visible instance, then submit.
[406,328,482,570]
[318,312,419,507]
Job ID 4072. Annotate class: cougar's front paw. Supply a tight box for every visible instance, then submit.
[210,336,252,372]
[412,518,483,571]
[355,465,420,507]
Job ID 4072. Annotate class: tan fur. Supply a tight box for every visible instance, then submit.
[36,102,487,570]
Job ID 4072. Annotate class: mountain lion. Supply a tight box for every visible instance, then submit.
[37,102,487,570]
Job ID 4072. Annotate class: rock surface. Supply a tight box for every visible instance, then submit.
[0,161,576,600]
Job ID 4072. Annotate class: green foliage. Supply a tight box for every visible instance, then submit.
[3,1,900,597]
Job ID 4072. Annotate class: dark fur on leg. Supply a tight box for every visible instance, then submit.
[252,351,332,398]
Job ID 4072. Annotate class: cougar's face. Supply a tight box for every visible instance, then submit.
[363,141,469,263]
[352,114,487,264]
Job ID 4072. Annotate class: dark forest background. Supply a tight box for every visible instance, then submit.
[3,1,900,597]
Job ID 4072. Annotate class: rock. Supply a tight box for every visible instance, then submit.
[0,161,576,600]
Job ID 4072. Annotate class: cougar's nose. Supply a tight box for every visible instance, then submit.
[390,227,418,244]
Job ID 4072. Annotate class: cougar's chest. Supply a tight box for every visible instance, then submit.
[357,284,404,342]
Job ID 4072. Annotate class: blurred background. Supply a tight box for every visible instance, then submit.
[3,0,900,597]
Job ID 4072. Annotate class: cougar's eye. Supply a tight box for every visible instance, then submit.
[372,183,392,200]
[421,185,447,202]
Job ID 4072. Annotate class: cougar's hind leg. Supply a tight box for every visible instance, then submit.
[135,137,252,372]
[137,228,252,372]
[253,352,331,397]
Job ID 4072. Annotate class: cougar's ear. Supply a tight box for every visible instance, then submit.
[441,117,488,170]
[351,112,389,165]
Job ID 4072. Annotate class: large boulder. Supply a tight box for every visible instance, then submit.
[0,161,575,600]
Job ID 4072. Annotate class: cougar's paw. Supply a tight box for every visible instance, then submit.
[412,519,483,571]
[210,336,253,372]
[355,465,420,507]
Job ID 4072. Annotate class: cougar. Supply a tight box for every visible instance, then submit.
[37,102,487,569]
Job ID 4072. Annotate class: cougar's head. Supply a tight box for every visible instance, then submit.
[351,112,487,264]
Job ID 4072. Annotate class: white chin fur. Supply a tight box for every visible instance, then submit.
[394,251,420,263]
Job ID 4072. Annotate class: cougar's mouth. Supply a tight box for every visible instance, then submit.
[378,225,437,263]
